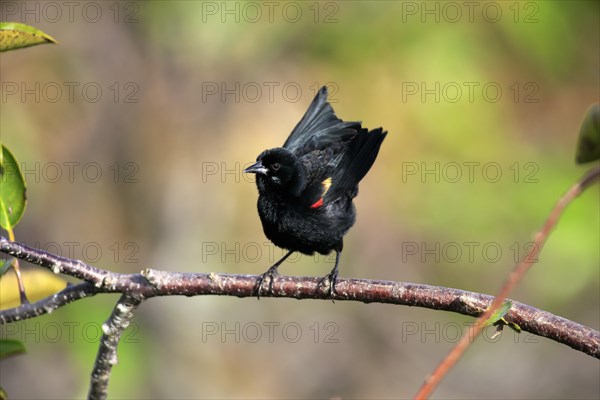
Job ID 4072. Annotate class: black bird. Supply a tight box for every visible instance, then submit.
[244,86,387,298]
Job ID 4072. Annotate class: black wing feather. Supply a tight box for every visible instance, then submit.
[283,86,361,153]
[323,128,387,203]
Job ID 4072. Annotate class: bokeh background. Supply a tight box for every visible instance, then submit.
[1,1,599,398]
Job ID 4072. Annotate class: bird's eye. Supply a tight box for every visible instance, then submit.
[271,163,280,171]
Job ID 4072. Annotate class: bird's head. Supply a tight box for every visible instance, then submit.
[244,148,305,196]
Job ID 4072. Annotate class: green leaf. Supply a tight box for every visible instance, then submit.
[0,22,57,52]
[0,257,14,278]
[0,145,28,229]
[483,300,512,327]
[576,104,600,164]
[0,339,26,359]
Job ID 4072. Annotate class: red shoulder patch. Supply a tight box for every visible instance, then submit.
[309,177,332,209]
[310,198,324,209]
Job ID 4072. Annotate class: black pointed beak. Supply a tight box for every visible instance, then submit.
[244,161,268,175]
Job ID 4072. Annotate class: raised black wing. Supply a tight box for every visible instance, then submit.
[283,86,361,154]
[323,128,387,204]
[299,128,387,208]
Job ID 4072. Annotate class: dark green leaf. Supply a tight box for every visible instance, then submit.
[576,104,600,164]
[0,22,57,52]
[492,317,522,333]
[506,320,521,333]
[0,339,26,359]
[0,257,14,278]
[0,145,27,229]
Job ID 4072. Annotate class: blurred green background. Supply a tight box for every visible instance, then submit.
[1,0,598,398]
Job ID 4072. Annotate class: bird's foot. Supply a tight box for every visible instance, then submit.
[318,268,338,300]
[255,265,279,299]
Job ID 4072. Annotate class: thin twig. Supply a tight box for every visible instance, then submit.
[6,227,28,304]
[0,282,98,323]
[88,294,143,400]
[10,259,28,304]
[414,165,600,399]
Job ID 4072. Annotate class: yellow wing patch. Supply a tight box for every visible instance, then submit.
[322,177,332,194]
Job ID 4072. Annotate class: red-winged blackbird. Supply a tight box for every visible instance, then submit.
[244,86,387,298]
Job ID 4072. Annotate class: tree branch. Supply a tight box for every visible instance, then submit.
[1,237,598,359]
[0,282,99,323]
[88,294,143,400]
[0,237,108,285]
